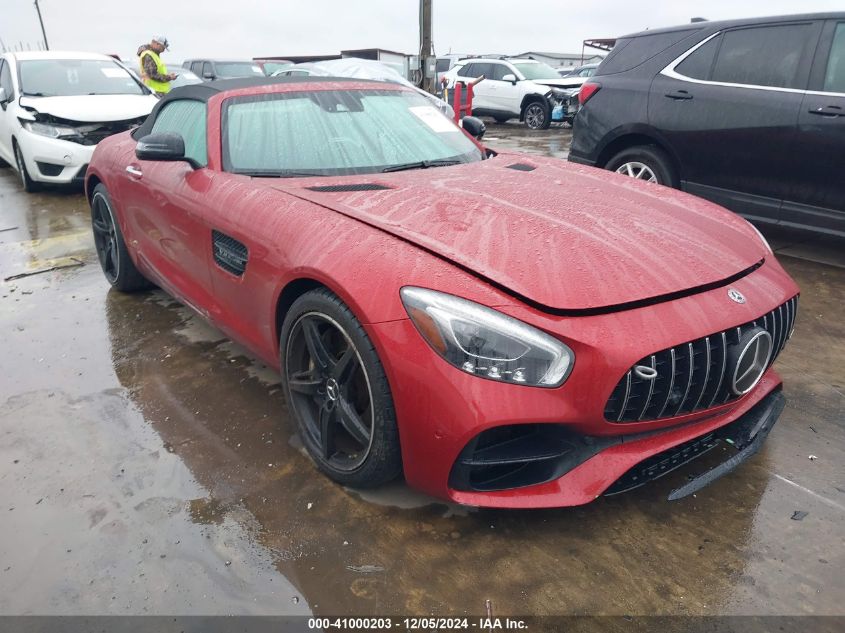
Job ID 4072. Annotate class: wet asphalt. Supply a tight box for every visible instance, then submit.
[0,123,843,617]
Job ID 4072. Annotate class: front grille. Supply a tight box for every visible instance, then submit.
[72,118,145,146]
[605,295,798,423]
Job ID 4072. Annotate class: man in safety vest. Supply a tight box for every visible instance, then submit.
[136,36,176,96]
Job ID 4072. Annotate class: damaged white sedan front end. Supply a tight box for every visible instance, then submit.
[0,52,158,190]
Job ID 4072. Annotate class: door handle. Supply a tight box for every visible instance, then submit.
[665,90,693,100]
[808,105,843,117]
[125,165,143,178]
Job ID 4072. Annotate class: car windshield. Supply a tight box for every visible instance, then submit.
[512,62,563,80]
[19,59,146,96]
[261,62,293,75]
[224,88,483,176]
[216,62,265,77]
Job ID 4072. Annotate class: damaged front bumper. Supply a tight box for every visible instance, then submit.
[614,388,786,501]
[16,114,145,184]
[547,88,580,123]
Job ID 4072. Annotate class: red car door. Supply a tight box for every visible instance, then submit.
[118,99,216,313]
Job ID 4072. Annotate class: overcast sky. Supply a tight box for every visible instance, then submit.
[2,0,843,62]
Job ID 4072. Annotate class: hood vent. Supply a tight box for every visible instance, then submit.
[306,183,391,192]
[506,163,536,172]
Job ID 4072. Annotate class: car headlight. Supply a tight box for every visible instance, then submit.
[22,121,78,139]
[400,287,574,387]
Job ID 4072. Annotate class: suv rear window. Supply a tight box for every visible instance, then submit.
[710,24,814,89]
[599,29,697,74]
[675,36,720,80]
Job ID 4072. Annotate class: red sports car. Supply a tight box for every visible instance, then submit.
[85,78,798,508]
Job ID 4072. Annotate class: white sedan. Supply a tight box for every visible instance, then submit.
[0,51,158,192]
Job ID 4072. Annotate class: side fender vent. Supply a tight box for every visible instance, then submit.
[212,230,248,276]
[306,183,391,192]
[506,163,537,172]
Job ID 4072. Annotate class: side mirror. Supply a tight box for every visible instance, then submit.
[461,116,486,141]
[136,132,189,163]
[0,87,8,110]
[202,72,214,80]
[501,74,517,84]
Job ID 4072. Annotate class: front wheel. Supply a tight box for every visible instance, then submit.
[523,101,551,130]
[90,183,151,292]
[13,143,39,193]
[605,145,678,187]
[280,288,402,488]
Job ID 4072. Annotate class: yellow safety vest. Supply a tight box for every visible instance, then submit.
[139,49,170,94]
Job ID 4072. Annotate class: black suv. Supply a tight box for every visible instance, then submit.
[569,13,845,237]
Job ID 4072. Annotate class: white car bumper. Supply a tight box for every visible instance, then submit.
[17,129,97,184]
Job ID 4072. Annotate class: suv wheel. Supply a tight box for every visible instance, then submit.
[523,101,551,130]
[606,146,677,187]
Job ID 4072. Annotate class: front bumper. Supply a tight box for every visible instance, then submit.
[17,130,95,184]
[368,256,797,508]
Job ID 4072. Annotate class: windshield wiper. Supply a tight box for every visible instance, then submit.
[381,159,461,173]
[21,91,51,97]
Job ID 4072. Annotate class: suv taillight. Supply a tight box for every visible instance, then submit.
[579,82,601,105]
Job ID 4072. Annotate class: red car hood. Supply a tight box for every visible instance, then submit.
[274,155,765,312]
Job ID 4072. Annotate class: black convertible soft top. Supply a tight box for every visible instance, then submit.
[133,76,388,138]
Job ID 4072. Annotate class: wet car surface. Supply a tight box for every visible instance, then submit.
[1,124,843,617]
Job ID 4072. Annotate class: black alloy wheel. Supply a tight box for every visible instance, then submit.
[90,184,150,292]
[281,289,401,487]
[92,191,120,284]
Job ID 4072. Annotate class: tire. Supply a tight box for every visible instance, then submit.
[13,142,40,193]
[523,100,551,130]
[90,183,150,292]
[605,145,678,188]
[280,288,402,488]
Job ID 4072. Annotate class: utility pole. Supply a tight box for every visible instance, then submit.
[419,0,434,93]
[34,0,49,50]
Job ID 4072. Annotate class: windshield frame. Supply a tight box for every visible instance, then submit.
[18,58,148,97]
[511,61,564,81]
[220,87,483,178]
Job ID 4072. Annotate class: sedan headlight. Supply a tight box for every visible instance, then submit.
[22,121,78,139]
[400,287,574,387]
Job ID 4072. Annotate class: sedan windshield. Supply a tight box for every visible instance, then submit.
[224,89,483,176]
[19,59,146,96]
[512,62,563,81]
[216,62,265,77]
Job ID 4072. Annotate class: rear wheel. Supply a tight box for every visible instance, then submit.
[605,145,678,187]
[90,183,150,292]
[523,100,551,130]
[13,142,39,193]
[280,288,402,488]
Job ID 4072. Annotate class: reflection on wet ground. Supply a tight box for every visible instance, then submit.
[0,133,843,617]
